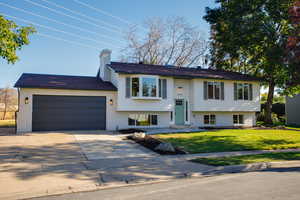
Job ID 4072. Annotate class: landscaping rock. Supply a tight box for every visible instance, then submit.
[133,132,146,139]
[155,142,176,152]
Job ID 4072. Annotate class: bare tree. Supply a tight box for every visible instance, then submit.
[121,17,208,67]
[0,87,17,120]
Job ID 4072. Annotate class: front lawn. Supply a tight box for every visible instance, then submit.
[191,152,300,166]
[0,120,15,128]
[286,126,300,131]
[154,129,300,154]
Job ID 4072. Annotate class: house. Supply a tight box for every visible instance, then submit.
[286,94,300,126]
[14,49,262,133]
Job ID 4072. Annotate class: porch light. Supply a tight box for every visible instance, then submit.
[109,98,113,105]
[25,97,29,104]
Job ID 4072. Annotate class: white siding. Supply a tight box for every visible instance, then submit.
[191,112,256,127]
[114,111,170,130]
[110,68,119,88]
[117,74,174,111]
[192,80,260,112]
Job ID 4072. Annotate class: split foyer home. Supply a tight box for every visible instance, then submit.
[14,49,262,133]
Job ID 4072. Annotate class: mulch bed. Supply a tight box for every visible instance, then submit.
[128,135,187,155]
[119,128,145,134]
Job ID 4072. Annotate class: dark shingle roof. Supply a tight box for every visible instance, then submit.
[14,73,117,91]
[108,62,263,82]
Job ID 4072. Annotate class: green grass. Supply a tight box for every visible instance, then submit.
[191,152,300,166]
[285,126,300,131]
[154,129,300,154]
[0,120,15,127]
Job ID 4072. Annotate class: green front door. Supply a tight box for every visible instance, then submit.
[175,99,185,125]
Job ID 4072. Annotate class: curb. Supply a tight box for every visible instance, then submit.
[190,160,300,177]
[19,161,300,200]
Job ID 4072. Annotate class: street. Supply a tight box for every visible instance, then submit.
[31,167,300,200]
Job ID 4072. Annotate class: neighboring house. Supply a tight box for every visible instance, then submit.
[14,49,261,133]
[286,94,300,126]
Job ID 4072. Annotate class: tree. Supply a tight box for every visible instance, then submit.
[0,15,36,64]
[122,17,208,67]
[204,0,300,124]
[0,88,18,120]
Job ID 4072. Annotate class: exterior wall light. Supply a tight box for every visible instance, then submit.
[109,99,113,105]
[25,97,29,104]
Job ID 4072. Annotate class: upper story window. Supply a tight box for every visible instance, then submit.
[126,76,167,99]
[234,83,253,101]
[142,77,157,97]
[204,81,224,100]
[130,77,157,98]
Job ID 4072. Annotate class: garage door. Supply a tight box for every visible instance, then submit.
[32,95,106,131]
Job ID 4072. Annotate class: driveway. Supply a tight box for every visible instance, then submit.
[74,133,155,159]
[0,130,100,200]
[0,129,214,200]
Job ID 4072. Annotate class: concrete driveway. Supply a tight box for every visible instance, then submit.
[0,129,214,200]
[74,133,155,160]
[0,130,100,200]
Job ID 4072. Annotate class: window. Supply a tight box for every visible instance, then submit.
[170,111,173,121]
[130,77,158,98]
[128,114,158,126]
[142,77,157,97]
[204,114,216,125]
[131,78,139,97]
[207,82,222,100]
[233,115,244,124]
[235,83,252,100]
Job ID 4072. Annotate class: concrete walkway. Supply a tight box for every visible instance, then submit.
[168,148,300,160]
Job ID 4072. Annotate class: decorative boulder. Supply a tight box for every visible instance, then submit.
[154,142,176,152]
[132,132,146,139]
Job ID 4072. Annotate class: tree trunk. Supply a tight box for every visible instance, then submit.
[264,80,275,125]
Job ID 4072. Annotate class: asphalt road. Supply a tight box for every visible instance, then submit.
[31,167,300,200]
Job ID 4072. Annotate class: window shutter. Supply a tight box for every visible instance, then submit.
[162,79,167,99]
[221,82,225,100]
[125,77,131,98]
[204,81,208,100]
[234,83,237,101]
[159,79,162,98]
[249,84,253,100]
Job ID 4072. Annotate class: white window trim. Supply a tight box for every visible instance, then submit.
[233,114,244,125]
[130,75,161,99]
[128,114,159,127]
[207,81,222,100]
[203,114,216,126]
[236,83,251,101]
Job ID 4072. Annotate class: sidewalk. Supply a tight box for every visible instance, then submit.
[167,148,300,160]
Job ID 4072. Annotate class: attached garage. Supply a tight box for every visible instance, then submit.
[14,73,118,133]
[32,95,106,131]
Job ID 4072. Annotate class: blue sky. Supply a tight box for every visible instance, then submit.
[0,0,217,88]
